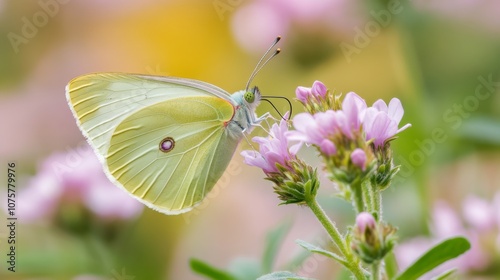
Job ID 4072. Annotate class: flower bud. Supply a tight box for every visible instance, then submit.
[320,139,336,156]
[311,80,327,97]
[351,213,397,264]
[296,86,311,103]
[356,212,376,233]
[351,148,367,171]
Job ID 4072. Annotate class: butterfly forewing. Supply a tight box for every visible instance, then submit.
[66,73,233,158]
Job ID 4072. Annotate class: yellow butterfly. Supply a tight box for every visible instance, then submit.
[66,38,281,215]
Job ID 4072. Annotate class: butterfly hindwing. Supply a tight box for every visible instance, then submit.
[106,95,238,214]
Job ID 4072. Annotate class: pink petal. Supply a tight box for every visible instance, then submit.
[388,98,404,124]
[372,99,388,112]
[342,92,367,130]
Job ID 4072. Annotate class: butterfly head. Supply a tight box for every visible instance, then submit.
[244,86,260,104]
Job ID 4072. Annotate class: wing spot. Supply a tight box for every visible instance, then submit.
[159,137,175,153]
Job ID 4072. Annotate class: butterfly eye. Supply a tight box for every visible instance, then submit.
[159,137,175,153]
[244,91,255,103]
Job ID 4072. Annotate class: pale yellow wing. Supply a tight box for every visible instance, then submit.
[106,96,237,214]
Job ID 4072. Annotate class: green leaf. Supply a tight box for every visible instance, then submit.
[189,259,237,280]
[295,239,347,266]
[395,237,470,280]
[262,221,292,273]
[384,251,399,279]
[257,271,315,280]
[431,268,457,280]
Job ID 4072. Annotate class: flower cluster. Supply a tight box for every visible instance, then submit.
[241,113,318,205]
[241,81,411,205]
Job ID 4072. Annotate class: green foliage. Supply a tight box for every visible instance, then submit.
[395,237,470,280]
[189,259,237,280]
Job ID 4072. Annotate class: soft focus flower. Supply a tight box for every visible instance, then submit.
[231,0,366,53]
[356,212,376,233]
[351,148,367,171]
[363,98,411,148]
[462,195,496,232]
[241,112,296,174]
[14,146,143,224]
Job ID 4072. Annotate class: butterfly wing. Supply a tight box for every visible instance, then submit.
[66,73,234,158]
[67,73,240,214]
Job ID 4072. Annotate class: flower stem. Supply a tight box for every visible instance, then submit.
[350,181,365,214]
[373,188,382,220]
[371,261,380,280]
[306,197,366,280]
[362,180,374,213]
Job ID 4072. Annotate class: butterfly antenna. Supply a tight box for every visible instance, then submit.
[245,36,281,91]
[261,95,293,120]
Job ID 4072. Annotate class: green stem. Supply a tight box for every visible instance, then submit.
[373,187,382,220]
[363,180,374,213]
[306,197,366,280]
[371,261,380,280]
[350,181,365,214]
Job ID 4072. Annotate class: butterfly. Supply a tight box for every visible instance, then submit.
[66,37,282,215]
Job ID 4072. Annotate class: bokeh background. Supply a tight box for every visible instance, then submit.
[1,0,499,279]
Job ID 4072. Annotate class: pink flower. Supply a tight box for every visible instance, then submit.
[241,112,296,174]
[350,148,367,171]
[363,98,411,148]
[356,212,376,233]
[295,80,327,103]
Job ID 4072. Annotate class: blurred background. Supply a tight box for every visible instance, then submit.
[0,0,499,279]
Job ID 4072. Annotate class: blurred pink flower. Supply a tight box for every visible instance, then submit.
[363,98,411,148]
[241,112,296,174]
[15,147,143,223]
[231,0,366,53]
[462,195,496,232]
